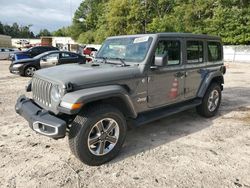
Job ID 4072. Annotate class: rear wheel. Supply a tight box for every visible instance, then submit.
[24,66,37,77]
[68,104,127,166]
[196,83,221,117]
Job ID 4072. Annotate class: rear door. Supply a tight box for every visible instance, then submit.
[147,38,185,108]
[59,52,79,64]
[184,40,205,99]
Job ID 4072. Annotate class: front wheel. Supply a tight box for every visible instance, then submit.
[196,83,222,117]
[68,104,127,166]
[24,66,37,77]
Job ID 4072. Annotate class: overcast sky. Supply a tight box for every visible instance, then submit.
[0,0,82,33]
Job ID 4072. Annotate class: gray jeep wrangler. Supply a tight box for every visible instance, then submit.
[16,33,226,166]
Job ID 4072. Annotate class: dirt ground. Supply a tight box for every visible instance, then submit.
[0,60,249,188]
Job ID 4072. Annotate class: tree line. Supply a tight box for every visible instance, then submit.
[0,22,53,38]
[63,0,249,45]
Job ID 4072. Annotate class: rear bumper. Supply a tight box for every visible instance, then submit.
[15,96,67,139]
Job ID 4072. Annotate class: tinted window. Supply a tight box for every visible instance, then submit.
[44,53,59,60]
[61,53,77,58]
[155,40,181,65]
[31,47,40,54]
[47,47,56,50]
[208,42,222,62]
[187,41,203,63]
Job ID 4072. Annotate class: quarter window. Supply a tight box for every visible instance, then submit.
[61,53,77,58]
[208,42,222,62]
[155,40,181,65]
[187,41,203,63]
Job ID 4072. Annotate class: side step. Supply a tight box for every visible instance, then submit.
[131,98,202,126]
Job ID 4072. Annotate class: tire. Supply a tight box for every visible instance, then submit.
[68,104,127,166]
[196,83,222,118]
[24,66,37,77]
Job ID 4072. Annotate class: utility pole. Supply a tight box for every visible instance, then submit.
[144,0,147,33]
[69,0,72,22]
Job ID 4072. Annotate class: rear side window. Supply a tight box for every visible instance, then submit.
[31,47,40,53]
[208,42,222,62]
[69,53,78,58]
[187,41,203,63]
[61,53,77,58]
[155,40,181,65]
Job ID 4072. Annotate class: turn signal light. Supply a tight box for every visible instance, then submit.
[60,101,83,110]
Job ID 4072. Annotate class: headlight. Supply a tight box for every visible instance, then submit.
[51,85,64,103]
[13,64,23,68]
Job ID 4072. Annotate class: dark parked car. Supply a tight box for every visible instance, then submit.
[11,46,59,61]
[16,33,226,165]
[10,51,86,77]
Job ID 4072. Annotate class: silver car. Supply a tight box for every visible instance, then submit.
[0,48,19,60]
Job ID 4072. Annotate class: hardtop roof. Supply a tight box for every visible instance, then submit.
[108,32,221,40]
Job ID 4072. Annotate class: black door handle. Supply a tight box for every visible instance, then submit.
[197,69,202,73]
[175,72,185,77]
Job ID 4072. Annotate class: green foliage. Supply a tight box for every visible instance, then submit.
[37,29,51,37]
[52,27,71,37]
[0,22,35,38]
[66,0,250,44]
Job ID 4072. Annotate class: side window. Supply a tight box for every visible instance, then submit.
[155,40,180,65]
[61,53,77,58]
[44,53,59,60]
[61,53,70,58]
[187,41,203,63]
[31,48,40,54]
[207,42,222,62]
[69,53,78,58]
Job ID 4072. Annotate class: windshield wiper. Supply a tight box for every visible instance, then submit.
[112,58,128,67]
[97,57,128,67]
[97,57,107,64]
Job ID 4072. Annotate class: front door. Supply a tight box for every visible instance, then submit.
[40,53,59,68]
[147,39,185,108]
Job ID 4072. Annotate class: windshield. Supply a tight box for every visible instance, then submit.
[96,36,153,62]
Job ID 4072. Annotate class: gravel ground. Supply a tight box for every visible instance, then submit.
[0,60,249,188]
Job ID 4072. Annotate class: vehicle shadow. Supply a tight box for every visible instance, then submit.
[110,86,250,164]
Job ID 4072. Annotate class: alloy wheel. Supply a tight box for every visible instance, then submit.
[87,118,119,156]
[25,67,36,77]
[207,89,219,112]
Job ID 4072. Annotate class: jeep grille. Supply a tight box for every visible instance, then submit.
[32,77,52,107]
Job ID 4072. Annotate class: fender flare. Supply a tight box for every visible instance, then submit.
[197,70,224,98]
[60,85,137,118]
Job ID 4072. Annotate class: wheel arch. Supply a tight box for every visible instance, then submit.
[23,63,39,72]
[60,85,137,118]
[197,71,224,98]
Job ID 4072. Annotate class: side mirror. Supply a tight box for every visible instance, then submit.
[154,52,168,67]
[41,58,47,62]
